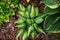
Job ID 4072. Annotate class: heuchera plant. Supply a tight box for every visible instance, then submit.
[15,4,45,40]
[0,0,18,25]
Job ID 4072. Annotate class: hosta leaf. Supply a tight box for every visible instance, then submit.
[31,19,34,24]
[35,16,44,24]
[41,0,60,9]
[16,29,25,38]
[44,7,60,15]
[47,4,60,9]
[25,11,29,18]
[30,5,35,18]
[35,7,39,16]
[38,13,47,18]
[28,26,34,36]
[45,17,60,33]
[15,19,25,24]
[19,16,26,21]
[31,31,36,39]
[44,14,59,30]
[23,31,29,40]
[16,23,26,28]
[19,4,25,11]
[33,24,45,34]
[26,19,31,25]
[27,5,31,12]
[18,11,25,16]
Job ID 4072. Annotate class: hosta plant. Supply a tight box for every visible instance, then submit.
[15,4,45,40]
[44,13,60,33]
[0,0,18,25]
[41,0,60,9]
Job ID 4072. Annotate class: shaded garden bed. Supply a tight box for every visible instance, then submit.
[0,0,60,40]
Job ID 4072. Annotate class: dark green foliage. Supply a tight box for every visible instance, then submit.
[44,14,60,33]
[41,0,60,9]
[44,6,60,15]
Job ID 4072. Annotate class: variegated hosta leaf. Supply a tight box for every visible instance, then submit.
[44,6,60,15]
[30,5,35,18]
[15,19,25,24]
[16,29,25,38]
[31,31,36,39]
[18,11,25,17]
[26,19,31,25]
[28,25,34,36]
[44,14,58,30]
[25,11,30,18]
[23,31,29,40]
[35,7,39,16]
[41,0,60,9]
[33,24,45,34]
[16,23,26,28]
[35,16,44,24]
[44,14,60,33]
[19,16,26,21]
[27,5,31,12]
[19,4,25,11]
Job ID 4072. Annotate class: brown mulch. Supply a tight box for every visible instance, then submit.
[0,16,17,40]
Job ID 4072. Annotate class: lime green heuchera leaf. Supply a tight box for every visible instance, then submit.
[41,0,60,9]
[44,6,60,15]
[44,14,60,33]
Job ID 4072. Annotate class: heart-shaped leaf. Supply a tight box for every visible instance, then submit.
[44,14,60,33]
[44,7,60,15]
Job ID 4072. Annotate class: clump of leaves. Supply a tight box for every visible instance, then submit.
[15,4,45,40]
[41,0,60,9]
[0,0,18,25]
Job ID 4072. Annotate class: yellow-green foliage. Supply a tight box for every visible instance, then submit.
[0,0,18,25]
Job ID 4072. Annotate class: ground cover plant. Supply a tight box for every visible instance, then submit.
[0,0,18,26]
[0,0,60,40]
